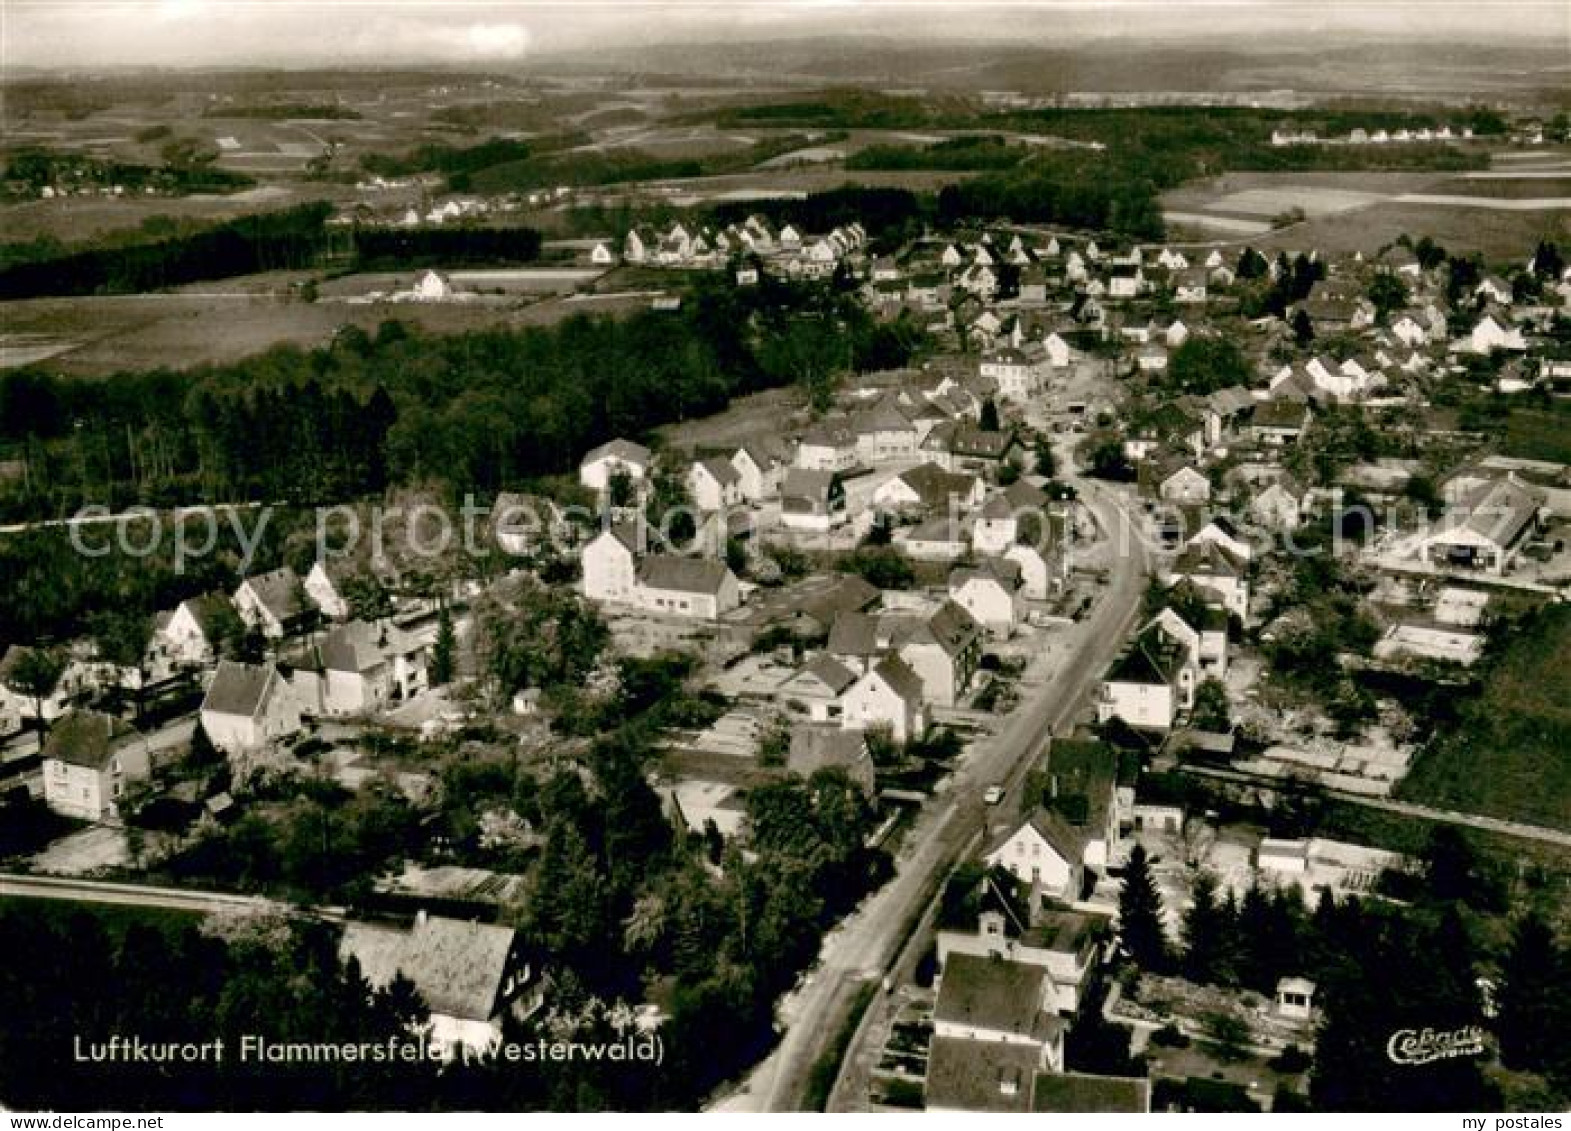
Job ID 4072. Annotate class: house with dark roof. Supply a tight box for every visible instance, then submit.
[1145,453,1211,507]
[1249,399,1312,447]
[340,910,537,1059]
[841,654,925,743]
[925,1035,1043,1113]
[921,423,1022,478]
[937,867,1109,1016]
[233,566,313,640]
[635,555,741,620]
[1166,539,1250,621]
[1033,1072,1151,1113]
[949,560,1025,636]
[933,952,1066,1065]
[896,513,971,561]
[730,439,790,503]
[778,653,857,722]
[1123,403,1205,463]
[985,809,1091,905]
[579,438,651,497]
[581,523,643,605]
[199,659,304,756]
[158,593,239,668]
[1039,735,1120,871]
[41,709,152,822]
[851,396,919,464]
[287,619,428,717]
[972,480,1049,556]
[787,724,875,797]
[895,600,984,708]
[1415,475,1543,575]
[794,420,860,473]
[872,462,983,517]
[781,468,849,532]
[687,456,743,512]
[1096,614,1199,731]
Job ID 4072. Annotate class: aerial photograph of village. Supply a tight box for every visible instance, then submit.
[0,0,1567,1118]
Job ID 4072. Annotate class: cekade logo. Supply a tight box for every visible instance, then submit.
[1386,1025,1487,1066]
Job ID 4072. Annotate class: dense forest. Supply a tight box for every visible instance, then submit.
[0,203,335,298]
[0,204,547,298]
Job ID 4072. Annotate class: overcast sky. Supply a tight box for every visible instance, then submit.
[6,1,1568,70]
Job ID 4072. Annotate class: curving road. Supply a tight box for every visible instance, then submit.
[713,476,1152,1112]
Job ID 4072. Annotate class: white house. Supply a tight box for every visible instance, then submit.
[949,561,1024,636]
[1097,615,1198,731]
[932,953,1064,1064]
[411,270,454,301]
[581,524,642,605]
[895,601,984,709]
[980,347,1045,403]
[781,469,849,532]
[687,456,743,512]
[199,660,304,757]
[579,438,652,497]
[41,709,153,823]
[1415,475,1542,575]
[778,654,857,723]
[984,811,1083,904]
[1249,478,1308,532]
[303,561,355,621]
[291,619,428,717]
[841,655,925,743]
[795,421,859,472]
[635,556,741,620]
[158,593,236,668]
[340,912,537,1061]
[1167,540,1250,621]
[234,567,311,639]
[1004,542,1055,599]
[972,481,1048,557]
[730,442,786,502]
[1463,310,1527,355]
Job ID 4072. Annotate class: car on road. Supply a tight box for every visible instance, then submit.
[983,785,1005,805]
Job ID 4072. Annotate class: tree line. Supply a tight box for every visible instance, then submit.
[1114,827,1571,1111]
[0,202,333,298]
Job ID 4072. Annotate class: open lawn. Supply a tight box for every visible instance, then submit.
[1398,605,1571,834]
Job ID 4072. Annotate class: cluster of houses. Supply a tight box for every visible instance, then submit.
[1,557,440,823]
[624,215,867,279]
[918,727,1324,1112]
[1269,123,1474,147]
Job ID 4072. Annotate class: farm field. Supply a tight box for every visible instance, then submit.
[0,182,342,244]
[0,282,647,377]
[1162,164,1571,256]
[594,165,982,207]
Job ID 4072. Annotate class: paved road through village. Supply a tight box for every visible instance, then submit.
[713,476,1153,1111]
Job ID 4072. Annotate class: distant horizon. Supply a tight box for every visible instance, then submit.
[4,1,1568,72]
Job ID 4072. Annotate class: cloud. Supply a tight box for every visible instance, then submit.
[460,22,530,60]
